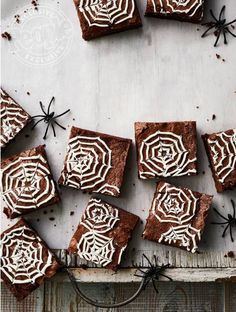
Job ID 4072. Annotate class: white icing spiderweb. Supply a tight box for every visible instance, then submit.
[208,129,236,183]
[78,0,135,28]
[158,224,201,253]
[0,226,52,284]
[139,130,196,178]
[62,135,114,191]
[77,199,120,266]
[1,154,56,215]
[153,183,198,224]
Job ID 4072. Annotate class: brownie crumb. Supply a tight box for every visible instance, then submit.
[49,217,55,221]
[14,15,20,23]
[31,0,39,10]
[36,218,40,222]
[196,106,199,109]
[43,211,47,215]
[50,209,54,213]
[216,54,221,59]
[1,32,12,41]
[222,59,225,62]
[70,211,74,216]
[54,224,56,227]
[25,134,30,138]
[212,114,216,120]
[202,171,205,175]
[227,251,235,258]
[27,91,30,95]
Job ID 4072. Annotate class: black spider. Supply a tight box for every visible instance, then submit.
[201,6,236,47]
[212,200,236,242]
[31,97,70,139]
[133,254,172,293]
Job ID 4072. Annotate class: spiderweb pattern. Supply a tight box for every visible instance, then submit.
[1,154,56,215]
[0,225,52,284]
[158,224,201,253]
[62,135,119,195]
[139,130,196,178]
[151,0,202,17]
[77,199,120,266]
[78,0,135,28]
[152,183,198,224]
[208,129,236,183]
[1,89,29,147]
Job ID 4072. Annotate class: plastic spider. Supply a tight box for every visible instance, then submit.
[201,6,236,47]
[212,200,236,242]
[31,97,70,139]
[134,254,172,293]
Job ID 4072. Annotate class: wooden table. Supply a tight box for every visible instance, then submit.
[1,0,236,310]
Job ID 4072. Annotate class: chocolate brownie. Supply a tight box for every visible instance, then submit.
[73,0,142,40]
[145,0,204,23]
[68,198,139,270]
[1,88,31,148]
[58,126,131,197]
[0,218,61,300]
[143,181,213,253]
[1,145,60,219]
[135,121,197,179]
[202,129,236,192]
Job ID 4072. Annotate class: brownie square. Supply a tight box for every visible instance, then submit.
[0,218,61,300]
[202,129,236,192]
[135,121,197,179]
[58,126,131,197]
[145,0,204,23]
[68,198,139,270]
[143,181,213,253]
[1,145,60,219]
[1,88,31,148]
[73,0,142,40]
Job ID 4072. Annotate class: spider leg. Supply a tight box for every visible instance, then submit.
[51,123,56,137]
[201,25,216,37]
[134,273,145,278]
[152,279,159,294]
[54,109,70,119]
[39,101,47,115]
[222,224,230,238]
[142,254,153,267]
[226,28,236,37]
[136,268,147,274]
[219,5,226,22]
[54,120,66,130]
[31,115,45,118]
[43,122,51,140]
[232,200,236,218]
[209,9,218,23]
[159,273,172,281]
[47,97,55,115]
[154,255,158,266]
[213,208,228,221]
[214,28,222,46]
[212,221,229,225]
[224,18,236,27]
[223,29,227,44]
[229,225,234,242]
[31,117,45,129]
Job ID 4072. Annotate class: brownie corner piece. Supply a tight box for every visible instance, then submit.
[143,181,213,253]
[68,198,139,270]
[1,145,60,219]
[202,129,236,192]
[59,126,131,197]
[145,0,204,23]
[73,0,142,40]
[0,218,60,300]
[135,121,197,179]
[1,88,31,148]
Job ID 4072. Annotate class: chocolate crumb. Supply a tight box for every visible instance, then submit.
[27,91,30,95]
[222,59,225,62]
[50,209,54,213]
[36,218,40,222]
[54,224,56,227]
[14,15,20,23]
[212,114,216,120]
[227,251,235,258]
[1,32,12,41]
[70,211,74,216]
[202,171,205,175]
[196,106,199,109]
[25,134,30,138]
[216,54,221,59]
[43,211,47,214]
[49,217,55,221]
